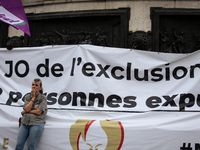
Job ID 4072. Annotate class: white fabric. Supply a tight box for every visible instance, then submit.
[0,45,200,150]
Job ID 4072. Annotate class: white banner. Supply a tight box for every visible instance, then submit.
[0,45,200,150]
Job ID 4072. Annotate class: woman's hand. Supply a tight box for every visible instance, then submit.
[31,89,37,100]
[21,110,26,116]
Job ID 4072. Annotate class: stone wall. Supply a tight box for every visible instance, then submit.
[8,0,200,37]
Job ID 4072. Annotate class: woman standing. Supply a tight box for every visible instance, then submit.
[15,78,48,150]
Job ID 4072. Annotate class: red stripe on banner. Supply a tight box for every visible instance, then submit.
[77,132,81,150]
[84,120,95,140]
[118,121,124,150]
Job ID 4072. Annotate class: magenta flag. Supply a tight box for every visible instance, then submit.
[0,0,30,36]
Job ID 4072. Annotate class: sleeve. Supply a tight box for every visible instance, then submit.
[37,95,47,112]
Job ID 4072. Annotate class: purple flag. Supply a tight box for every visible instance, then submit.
[0,0,30,36]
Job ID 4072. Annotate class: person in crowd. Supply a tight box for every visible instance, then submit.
[15,78,48,150]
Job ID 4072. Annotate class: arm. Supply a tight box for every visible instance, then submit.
[23,98,35,112]
[24,89,37,112]
[29,109,42,115]
[22,93,46,116]
[21,109,42,116]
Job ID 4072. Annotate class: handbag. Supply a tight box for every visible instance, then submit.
[18,117,21,128]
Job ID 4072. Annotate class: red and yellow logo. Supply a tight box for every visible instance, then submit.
[69,119,124,150]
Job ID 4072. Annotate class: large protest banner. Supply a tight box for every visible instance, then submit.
[0,45,200,150]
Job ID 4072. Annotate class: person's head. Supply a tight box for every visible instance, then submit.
[32,78,43,94]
